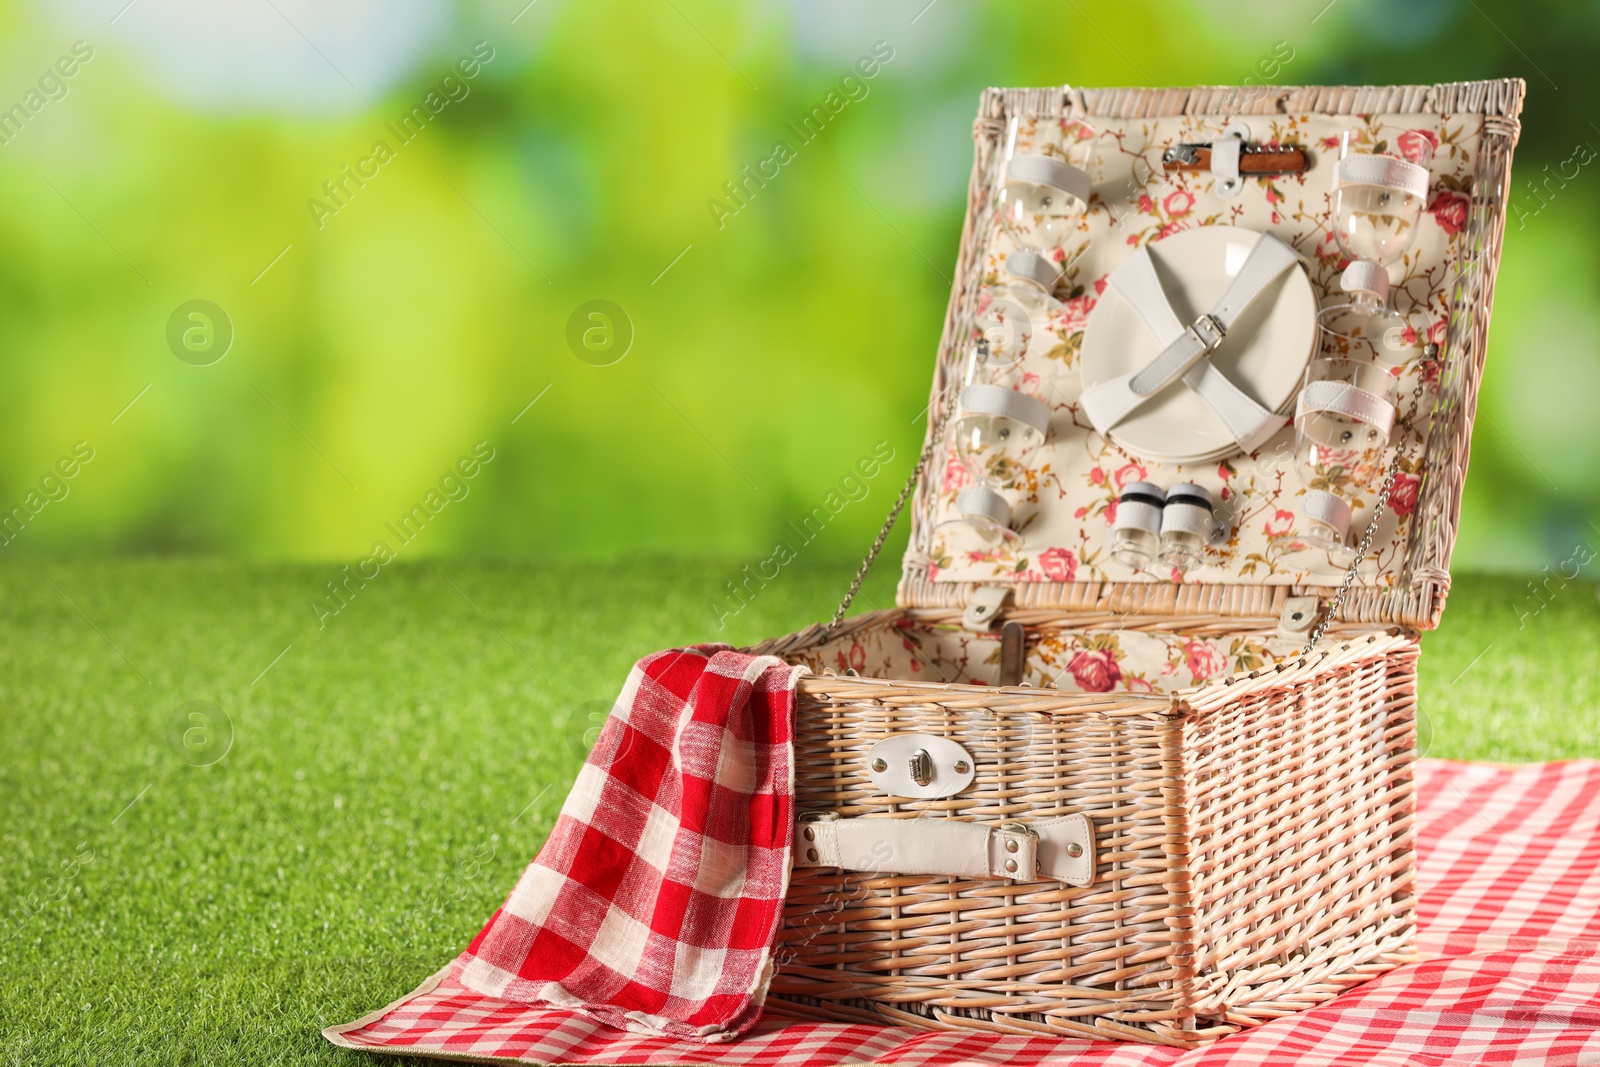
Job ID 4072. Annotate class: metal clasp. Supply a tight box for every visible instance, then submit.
[1162,143,1203,166]
[1188,312,1227,354]
[908,749,934,787]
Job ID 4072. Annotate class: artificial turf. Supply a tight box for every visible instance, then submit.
[1,559,1596,1065]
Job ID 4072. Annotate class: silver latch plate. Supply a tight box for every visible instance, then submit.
[866,734,976,799]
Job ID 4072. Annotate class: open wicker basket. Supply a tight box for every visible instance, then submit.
[751,80,1524,1047]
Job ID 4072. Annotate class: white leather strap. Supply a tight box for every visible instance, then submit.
[1297,379,1396,438]
[1125,315,1216,399]
[794,814,1095,886]
[1339,260,1390,302]
[1004,249,1062,293]
[1300,489,1352,536]
[1106,245,1185,344]
[1203,229,1304,329]
[1211,135,1242,191]
[1006,155,1092,206]
[1334,154,1430,199]
[955,486,1011,527]
[959,383,1051,436]
[1184,361,1288,455]
[1080,232,1298,451]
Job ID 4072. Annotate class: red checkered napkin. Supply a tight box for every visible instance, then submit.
[450,646,807,1042]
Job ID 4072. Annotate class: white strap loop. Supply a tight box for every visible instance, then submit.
[1339,260,1390,302]
[1004,249,1062,293]
[959,383,1051,436]
[1296,379,1396,438]
[1211,135,1242,196]
[1006,154,1092,206]
[1334,154,1430,199]
[1300,489,1352,537]
[954,486,1011,527]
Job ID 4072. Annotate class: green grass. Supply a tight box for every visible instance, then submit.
[1,560,1596,1065]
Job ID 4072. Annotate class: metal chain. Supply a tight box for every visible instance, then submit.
[825,398,960,636]
[1300,461,1403,655]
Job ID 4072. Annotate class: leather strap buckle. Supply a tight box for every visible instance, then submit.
[1187,312,1227,354]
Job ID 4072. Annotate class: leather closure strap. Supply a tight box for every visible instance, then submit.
[1080,232,1303,455]
[794,813,1095,886]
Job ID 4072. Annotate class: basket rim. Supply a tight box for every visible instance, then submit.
[756,606,1418,710]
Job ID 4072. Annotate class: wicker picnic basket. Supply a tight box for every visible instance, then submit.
[749,80,1524,1047]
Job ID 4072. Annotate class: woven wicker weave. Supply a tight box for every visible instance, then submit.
[757,80,1522,1046]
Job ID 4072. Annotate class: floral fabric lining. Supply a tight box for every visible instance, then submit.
[784,614,1360,695]
[927,111,1478,592]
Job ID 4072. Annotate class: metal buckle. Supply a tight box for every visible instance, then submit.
[996,821,1039,877]
[1187,312,1227,354]
[908,749,934,788]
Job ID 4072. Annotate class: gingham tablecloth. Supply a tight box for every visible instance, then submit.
[324,760,1600,1066]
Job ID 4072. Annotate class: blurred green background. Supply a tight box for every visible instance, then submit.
[0,0,1595,573]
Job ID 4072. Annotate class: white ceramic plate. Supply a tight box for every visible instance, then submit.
[1080,225,1316,464]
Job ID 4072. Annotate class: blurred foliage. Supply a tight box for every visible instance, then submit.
[0,0,1595,572]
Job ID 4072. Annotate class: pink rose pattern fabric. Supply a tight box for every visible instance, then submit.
[785,614,1287,695]
[926,113,1477,593]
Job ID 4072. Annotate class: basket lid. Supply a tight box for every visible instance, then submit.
[896,80,1525,631]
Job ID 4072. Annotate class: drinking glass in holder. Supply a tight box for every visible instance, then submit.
[941,341,1051,545]
[972,285,1037,366]
[1269,357,1399,569]
[1318,130,1433,369]
[994,116,1094,255]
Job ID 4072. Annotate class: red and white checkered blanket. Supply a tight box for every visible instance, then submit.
[449,646,807,1042]
[329,755,1600,1066]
